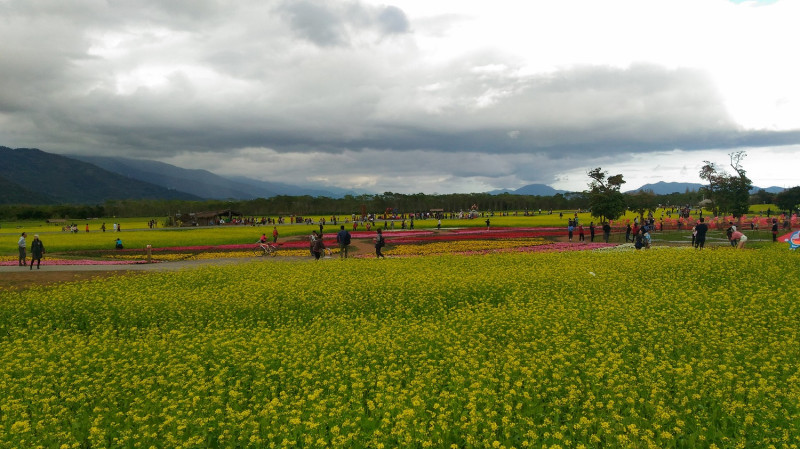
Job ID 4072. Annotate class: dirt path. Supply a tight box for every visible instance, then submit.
[0,237,381,291]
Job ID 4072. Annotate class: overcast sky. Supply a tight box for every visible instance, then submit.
[1,0,798,193]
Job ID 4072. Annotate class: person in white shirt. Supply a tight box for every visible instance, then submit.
[17,232,26,266]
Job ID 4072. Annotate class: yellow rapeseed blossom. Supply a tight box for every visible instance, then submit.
[0,246,798,447]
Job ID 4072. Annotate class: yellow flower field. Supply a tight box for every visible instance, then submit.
[1,246,799,448]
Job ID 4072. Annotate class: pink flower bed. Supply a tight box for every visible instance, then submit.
[0,259,151,266]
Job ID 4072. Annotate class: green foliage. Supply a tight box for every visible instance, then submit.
[625,190,659,221]
[587,167,627,222]
[699,151,753,218]
[775,186,800,214]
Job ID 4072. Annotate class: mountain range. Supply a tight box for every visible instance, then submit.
[0,146,201,204]
[0,146,787,205]
[73,155,354,200]
[626,181,785,195]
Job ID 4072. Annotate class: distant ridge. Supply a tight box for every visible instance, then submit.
[0,146,201,204]
[74,155,357,200]
[489,183,568,196]
[627,181,704,194]
[628,181,785,195]
[73,155,276,200]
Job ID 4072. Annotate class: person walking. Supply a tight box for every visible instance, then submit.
[375,228,386,258]
[17,232,26,266]
[30,235,45,269]
[336,225,351,259]
[272,226,279,243]
[695,217,709,249]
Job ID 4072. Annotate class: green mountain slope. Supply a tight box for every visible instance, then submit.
[0,174,57,205]
[0,146,201,204]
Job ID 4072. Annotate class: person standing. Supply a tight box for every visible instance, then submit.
[17,232,26,266]
[272,226,279,243]
[30,235,45,270]
[602,222,611,243]
[567,221,574,242]
[336,225,351,259]
[695,217,709,249]
[312,231,325,260]
[772,218,779,242]
[485,218,490,230]
[625,224,632,242]
[375,228,386,258]
[309,230,317,256]
[589,222,595,242]
[578,224,585,242]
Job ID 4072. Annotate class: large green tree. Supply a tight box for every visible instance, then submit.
[587,167,626,223]
[626,190,659,223]
[775,186,800,215]
[699,151,753,218]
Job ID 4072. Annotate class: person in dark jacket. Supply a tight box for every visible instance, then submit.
[30,234,45,270]
[336,225,351,259]
[374,228,386,258]
[312,231,325,260]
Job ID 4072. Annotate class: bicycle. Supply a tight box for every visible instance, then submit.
[254,241,278,257]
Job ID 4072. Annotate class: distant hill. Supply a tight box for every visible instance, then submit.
[219,176,356,199]
[627,182,704,194]
[74,155,277,200]
[74,155,357,199]
[489,184,568,196]
[752,186,786,194]
[628,181,785,195]
[0,146,202,204]
[514,184,568,196]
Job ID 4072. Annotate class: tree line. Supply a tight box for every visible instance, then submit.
[587,151,799,224]
[1,160,796,222]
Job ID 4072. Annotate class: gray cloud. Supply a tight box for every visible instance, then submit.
[277,0,410,47]
[0,0,798,193]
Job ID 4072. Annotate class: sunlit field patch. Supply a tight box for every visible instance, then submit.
[1,246,799,448]
[381,238,551,256]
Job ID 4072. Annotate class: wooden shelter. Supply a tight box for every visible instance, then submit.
[182,209,243,226]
